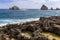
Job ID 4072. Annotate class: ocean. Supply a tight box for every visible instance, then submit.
[0,9,60,26]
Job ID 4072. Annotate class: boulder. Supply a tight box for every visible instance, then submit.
[21,25,37,32]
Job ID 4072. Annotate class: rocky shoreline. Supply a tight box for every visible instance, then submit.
[0,16,60,40]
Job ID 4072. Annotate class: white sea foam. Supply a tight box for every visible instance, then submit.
[0,18,39,26]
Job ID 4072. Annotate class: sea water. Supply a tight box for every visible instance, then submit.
[0,9,60,26]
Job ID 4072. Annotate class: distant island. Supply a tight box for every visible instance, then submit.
[40,4,60,10]
[56,8,60,10]
[9,6,20,10]
[9,5,60,10]
[41,5,48,10]
[51,7,53,10]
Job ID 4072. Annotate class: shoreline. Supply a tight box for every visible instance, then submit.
[0,18,39,26]
[0,16,60,40]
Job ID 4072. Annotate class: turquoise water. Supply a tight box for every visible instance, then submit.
[0,9,60,25]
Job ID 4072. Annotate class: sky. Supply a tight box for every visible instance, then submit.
[0,0,60,9]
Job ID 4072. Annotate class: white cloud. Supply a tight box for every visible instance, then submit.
[0,0,60,9]
[49,0,60,2]
[10,0,46,9]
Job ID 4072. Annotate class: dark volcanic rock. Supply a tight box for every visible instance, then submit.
[1,16,60,40]
[49,24,60,35]
[41,5,48,10]
[21,25,37,32]
[0,21,49,40]
[39,16,60,35]
[33,30,49,40]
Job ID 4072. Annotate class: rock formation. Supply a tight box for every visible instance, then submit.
[51,7,53,10]
[0,16,60,40]
[9,6,20,10]
[56,8,60,10]
[39,16,60,35]
[41,5,48,10]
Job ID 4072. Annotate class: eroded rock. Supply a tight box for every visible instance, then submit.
[39,16,60,35]
[0,16,60,40]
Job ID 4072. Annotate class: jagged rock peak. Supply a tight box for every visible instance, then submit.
[41,5,48,10]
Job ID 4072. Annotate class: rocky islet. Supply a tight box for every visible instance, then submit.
[9,6,20,10]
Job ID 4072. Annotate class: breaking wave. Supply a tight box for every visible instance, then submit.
[0,18,39,26]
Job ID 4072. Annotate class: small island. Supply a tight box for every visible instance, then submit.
[40,5,60,10]
[41,5,48,10]
[9,6,20,10]
[51,7,53,10]
[56,8,60,10]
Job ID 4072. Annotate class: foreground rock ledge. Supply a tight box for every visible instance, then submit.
[0,16,60,40]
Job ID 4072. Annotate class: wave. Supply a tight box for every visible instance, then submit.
[0,18,39,26]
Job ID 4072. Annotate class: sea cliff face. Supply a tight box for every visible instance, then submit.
[0,16,60,40]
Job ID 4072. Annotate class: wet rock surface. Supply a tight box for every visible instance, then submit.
[0,16,60,40]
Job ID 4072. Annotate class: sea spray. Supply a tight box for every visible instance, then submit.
[0,18,39,26]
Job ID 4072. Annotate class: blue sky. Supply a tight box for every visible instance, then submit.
[0,0,60,9]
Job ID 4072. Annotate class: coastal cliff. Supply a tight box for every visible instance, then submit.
[9,6,20,10]
[0,16,60,40]
[41,5,48,10]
